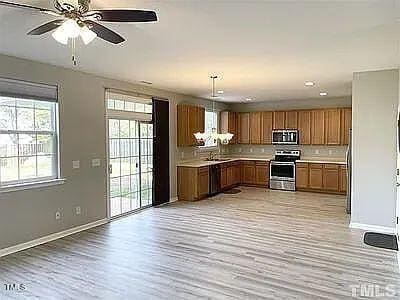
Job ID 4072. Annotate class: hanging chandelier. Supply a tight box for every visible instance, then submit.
[194,76,234,145]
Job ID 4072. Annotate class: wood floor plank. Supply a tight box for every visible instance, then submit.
[0,187,399,299]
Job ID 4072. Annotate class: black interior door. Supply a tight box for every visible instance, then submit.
[152,98,170,206]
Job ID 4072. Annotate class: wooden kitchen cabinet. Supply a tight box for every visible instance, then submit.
[325,109,341,145]
[295,163,309,189]
[323,164,339,191]
[309,163,324,189]
[339,165,347,193]
[341,107,352,145]
[238,112,250,144]
[255,162,269,186]
[220,111,237,144]
[221,165,228,190]
[285,111,298,129]
[177,166,209,201]
[273,111,286,129]
[177,104,205,147]
[261,111,273,144]
[297,110,311,145]
[241,161,256,184]
[311,110,325,145]
[250,112,262,144]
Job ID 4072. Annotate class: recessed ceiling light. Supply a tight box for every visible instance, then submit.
[319,92,328,96]
[305,81,315,87]
[140,80,152,85]
[245,98,252,102]
[217,90,224,94]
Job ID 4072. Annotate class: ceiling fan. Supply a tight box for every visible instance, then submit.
[0,0,158,45]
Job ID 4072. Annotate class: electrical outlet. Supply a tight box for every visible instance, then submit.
[250,148,253,153]
[238,148,242,153]
[181,152,184,159]
[315,149,320,155]
[328,150,333,155]
[261,148,265,153]
[75,206,81,215]
[55,211,61,220]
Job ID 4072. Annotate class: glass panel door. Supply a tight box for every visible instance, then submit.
[108,118,152,218]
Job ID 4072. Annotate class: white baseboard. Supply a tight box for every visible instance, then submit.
[349,222,396,234]
[170,196,178,203]
[0,218,108,258]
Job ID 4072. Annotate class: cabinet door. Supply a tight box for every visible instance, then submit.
[285,111,298,129]
[311,110,325,145]
[341,108,352,145]
[177,104,188,147]
[250,112,262,144]
[325,109,341,145]
[197,106,205,135]
[238,113,250,144]
[227,165,235,186]
[309,163,323,189]
[261,111,273,144]
[241,162,255,184]
[221,166,228,189]
[298,110,311,145]
[198,167,209,199]
[273,111,285,129]
[255,163,268,186]
[296,163,309,189]
[229,112,238,144]
[339,165,347,193]
[323,164,339,191]
[235,164,241,184]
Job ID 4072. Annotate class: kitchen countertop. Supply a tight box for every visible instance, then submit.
[177,156,346,167]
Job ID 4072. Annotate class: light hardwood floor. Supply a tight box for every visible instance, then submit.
[1,187,399,299]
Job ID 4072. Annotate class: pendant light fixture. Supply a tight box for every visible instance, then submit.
[194,76,234,145]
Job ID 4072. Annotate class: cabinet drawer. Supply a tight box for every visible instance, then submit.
[255,161,268,166]
[198,166,209,174]
[309,163,323,169]
[296,162,308,168]
[324,164,339,170]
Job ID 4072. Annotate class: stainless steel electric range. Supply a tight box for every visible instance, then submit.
[270,150,301,191]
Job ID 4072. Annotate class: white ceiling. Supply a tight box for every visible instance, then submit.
[0,0,399,102]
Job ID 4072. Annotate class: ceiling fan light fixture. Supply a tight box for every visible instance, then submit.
[80,26,97,45]
[52,26,68,44]
[62,19,81,38]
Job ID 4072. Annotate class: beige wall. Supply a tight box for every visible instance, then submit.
[351,69,399,231]
[0,54,227,250]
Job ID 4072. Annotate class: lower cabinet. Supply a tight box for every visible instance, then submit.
[240,161,269,186]
[177,166,209,201]
[296,162,346,195]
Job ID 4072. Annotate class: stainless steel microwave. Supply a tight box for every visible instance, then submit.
[272,129,299,145]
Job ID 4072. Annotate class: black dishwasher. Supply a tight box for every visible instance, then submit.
[209,164,221,196]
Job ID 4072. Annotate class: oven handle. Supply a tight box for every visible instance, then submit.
[270,161,295,166]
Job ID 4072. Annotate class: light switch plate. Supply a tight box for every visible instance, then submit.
[92,159,101,167]
[72,160,80,169]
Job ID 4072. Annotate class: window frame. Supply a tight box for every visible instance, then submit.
[0,96,60,188]
[198,110,219,150]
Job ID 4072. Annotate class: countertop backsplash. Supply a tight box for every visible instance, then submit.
[225,144,347,160]
[177,144,347,162]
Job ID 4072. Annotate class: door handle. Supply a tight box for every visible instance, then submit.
[109,164,113,174]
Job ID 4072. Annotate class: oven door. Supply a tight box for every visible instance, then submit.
[270,161,295,181]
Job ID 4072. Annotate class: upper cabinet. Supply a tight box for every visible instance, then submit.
[179,106,352,147]
[340,108,352,145]
[297,110,311,145]
[273,111,286,129]
[177,104,205,147]
[261,111,273,144]
[324,108,341,145]
[250,112,262,144]
[311,110,325,145]
[220,111,238,144]
[285,111,298,129]
[238,112,250,144]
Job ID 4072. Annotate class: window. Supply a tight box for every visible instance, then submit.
[203,111,218,148]
[0,96,58,186]
[107,91,152,114]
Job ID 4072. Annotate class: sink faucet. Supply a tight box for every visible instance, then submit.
[209,151,216,160]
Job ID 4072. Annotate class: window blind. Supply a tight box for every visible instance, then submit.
[0,77,58,102]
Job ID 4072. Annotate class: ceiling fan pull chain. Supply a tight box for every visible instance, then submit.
[71,37,77,66]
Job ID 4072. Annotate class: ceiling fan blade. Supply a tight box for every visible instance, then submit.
[28,20,64,35]
[0,1,60,16]
[86,9,157,22]
[84,20,125,44]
